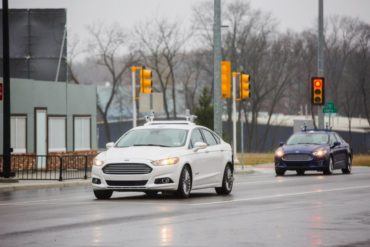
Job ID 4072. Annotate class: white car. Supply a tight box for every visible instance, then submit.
[92,119,234,199]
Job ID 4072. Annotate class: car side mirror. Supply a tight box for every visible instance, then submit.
[279,142,285,147]
[332,141,341,148]
[106,142,115,149]
[193,142,207,151]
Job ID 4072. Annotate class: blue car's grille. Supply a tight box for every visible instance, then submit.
[283,154,312,162]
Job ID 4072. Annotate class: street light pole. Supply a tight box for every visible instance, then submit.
[213,0,222,136]
[2,0,12,178]
[317,0,325,129]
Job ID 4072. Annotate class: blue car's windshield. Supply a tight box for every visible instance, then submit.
[115,129,188,148]
[286,133,329,145]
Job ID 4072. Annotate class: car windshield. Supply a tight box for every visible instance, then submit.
[115,128,188,148]
[286,133,329,145]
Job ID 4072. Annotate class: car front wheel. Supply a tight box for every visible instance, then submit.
[323,156,334,175]
[176,165,192,198]
[93,189,113,200]
[215,165,234,195]
[275,168,285,176]
[342,155,352,174]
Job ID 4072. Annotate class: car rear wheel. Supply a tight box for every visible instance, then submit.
[93,189,113,200]
[296,170,305,176]
[342,155,352,174]
[323,156,334,175]
[275,168,285,176]
[215,165,234,195]
[176,165,192,198]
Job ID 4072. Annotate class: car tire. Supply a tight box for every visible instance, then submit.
[342,155,352,174]
[275,168,285,176]
[215,165,234,195]
[176,165,192,198]
[296,170,305,176]
[145,191,159,197]
[323,156,334,175]
[93,189,113,200]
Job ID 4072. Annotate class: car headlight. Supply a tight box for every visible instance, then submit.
[313,148,328,157]
[93,158,105,166]
[152,157,179,166]
[275,148,284,158]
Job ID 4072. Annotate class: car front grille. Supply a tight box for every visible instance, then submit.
[283,154,312,162]
[102,163,152,175]
[106,180,148,186]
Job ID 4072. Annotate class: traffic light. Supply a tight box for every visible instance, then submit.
[221,61,231,98]
[140,68,153,94]
[311,77,325,105]
[240,73,250,100]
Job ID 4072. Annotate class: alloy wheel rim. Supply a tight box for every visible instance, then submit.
[225,167,233,191]
[182,169,191,195]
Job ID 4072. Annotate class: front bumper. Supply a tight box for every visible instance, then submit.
[275,155,329,171]
[91,161,182,191]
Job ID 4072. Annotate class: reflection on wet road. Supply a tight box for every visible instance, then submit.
[1,167,370,247]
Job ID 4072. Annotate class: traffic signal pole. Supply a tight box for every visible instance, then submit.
[317,0,325,129]
[232,72,238,163]
[2,0,12,178]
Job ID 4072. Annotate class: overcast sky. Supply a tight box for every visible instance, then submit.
[9,0,370,40]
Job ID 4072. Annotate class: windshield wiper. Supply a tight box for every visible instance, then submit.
[132,144,171,147]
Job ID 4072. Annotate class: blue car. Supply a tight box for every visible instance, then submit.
[274,130,352,176]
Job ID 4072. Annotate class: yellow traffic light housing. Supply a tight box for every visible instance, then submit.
[240,73,250,100]
[311,77,325,105]
[140,68,153,94]
[221,61,231,98]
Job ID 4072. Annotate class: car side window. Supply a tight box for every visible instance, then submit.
[189,129,204,148]
[334,133,344,144]
[201,129,218,146]
[211,132,221,144]
[329,133,337,145]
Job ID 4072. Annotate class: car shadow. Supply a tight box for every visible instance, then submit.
[107,192,220,201]
[281,172,348,177]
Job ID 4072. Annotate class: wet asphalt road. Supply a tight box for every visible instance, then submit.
[1,167,370,247]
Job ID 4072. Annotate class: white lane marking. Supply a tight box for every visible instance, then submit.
[188,185,370,206]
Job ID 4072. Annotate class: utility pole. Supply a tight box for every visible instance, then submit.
[213,0,222,136]
[2,0,12,178]
[317,0,324,129]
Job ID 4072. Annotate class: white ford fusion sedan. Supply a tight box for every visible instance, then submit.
[92,119,233,199]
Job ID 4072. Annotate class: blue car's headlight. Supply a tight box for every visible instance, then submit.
[313,148,328,157]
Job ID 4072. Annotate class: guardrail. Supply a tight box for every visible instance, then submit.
[0,154,96,181]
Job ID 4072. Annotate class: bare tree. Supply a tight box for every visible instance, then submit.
[134,18,189,118]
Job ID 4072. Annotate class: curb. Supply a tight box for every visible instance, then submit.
[0,179,91,193]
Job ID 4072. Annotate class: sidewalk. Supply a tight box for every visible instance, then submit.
[0,179,90,192]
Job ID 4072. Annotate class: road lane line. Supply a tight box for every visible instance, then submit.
[188,184,370,206]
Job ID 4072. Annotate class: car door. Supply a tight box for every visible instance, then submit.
[329,133,342,168]
[334,133,349,167]
[199,128,223,185]
[188,128,209,187]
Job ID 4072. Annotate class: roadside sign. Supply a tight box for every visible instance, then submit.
[322,100,337,114]
[0,83,3,101]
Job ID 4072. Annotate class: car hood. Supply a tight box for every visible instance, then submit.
[98,146,186,163]
[282,144,328,154]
